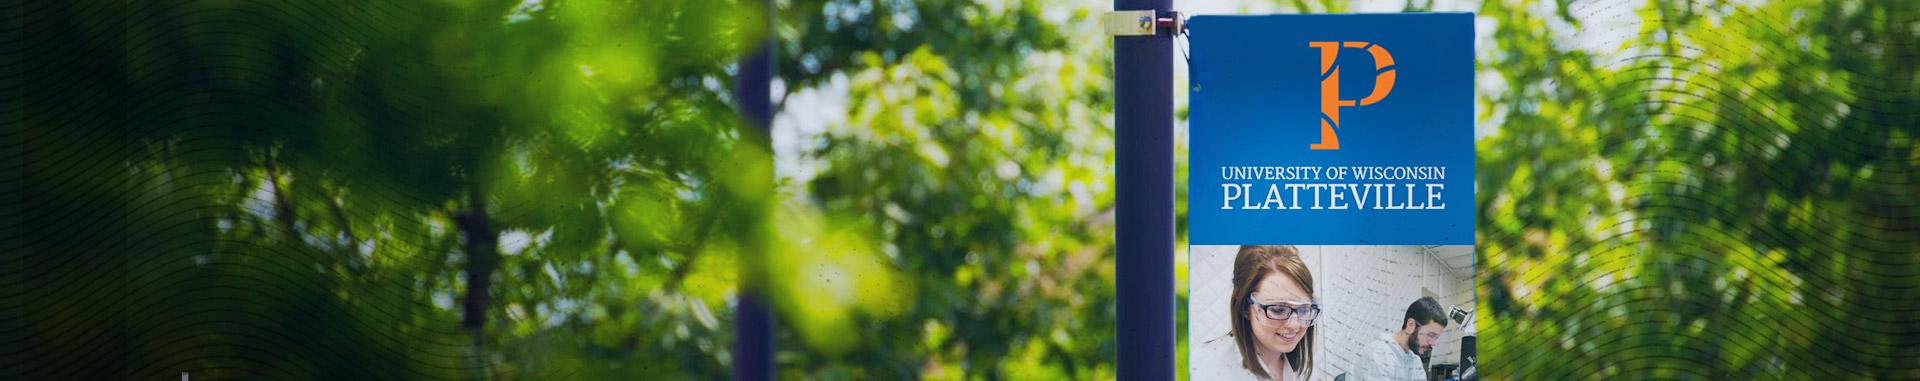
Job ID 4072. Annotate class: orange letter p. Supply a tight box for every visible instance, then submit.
[1309,41,1396,150]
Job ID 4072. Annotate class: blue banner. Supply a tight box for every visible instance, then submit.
[1187,13,1475,245]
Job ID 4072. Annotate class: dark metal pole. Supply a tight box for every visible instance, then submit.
[733,0,774,380]
[1114,0,1175,380]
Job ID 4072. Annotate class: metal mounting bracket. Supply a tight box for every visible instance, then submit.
[1104,10,1182,37]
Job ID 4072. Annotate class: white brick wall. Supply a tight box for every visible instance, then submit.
[1190,245,1475,380]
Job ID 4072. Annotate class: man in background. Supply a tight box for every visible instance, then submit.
[1350,297,1449,381]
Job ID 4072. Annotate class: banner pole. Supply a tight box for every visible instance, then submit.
[1113,0,1175,379]
[733,0,774,379]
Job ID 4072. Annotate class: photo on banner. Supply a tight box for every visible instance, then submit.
[1184,13,1478,381]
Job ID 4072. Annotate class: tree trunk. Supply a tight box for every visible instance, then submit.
[457,190,499,376]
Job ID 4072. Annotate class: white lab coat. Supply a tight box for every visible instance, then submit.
[1192,334,1299,381]
[1347,332,1425,381]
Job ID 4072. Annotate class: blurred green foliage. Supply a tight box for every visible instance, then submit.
[780,1,1117,378]
[8,0,1119,379]
[1475,0,1920,379]
[10,0,774,379]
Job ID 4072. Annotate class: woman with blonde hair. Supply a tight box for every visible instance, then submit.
[1196,245,1318,380]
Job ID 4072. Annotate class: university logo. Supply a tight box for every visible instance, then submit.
[1308,41,1396,150]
